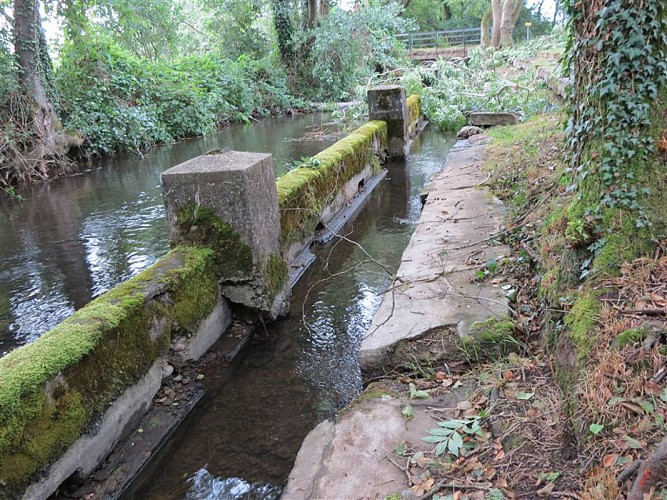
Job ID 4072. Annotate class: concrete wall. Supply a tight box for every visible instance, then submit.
[0,247,232,498]
[0,92,421,499]
[277,120,388,263]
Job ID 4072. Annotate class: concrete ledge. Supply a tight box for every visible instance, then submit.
[0,246,227,497]
[22,360,165,500]
[360,136,510,370]
[277,120,388,264]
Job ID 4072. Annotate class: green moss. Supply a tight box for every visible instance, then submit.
[175,203,254,278]
[565,291,601,360]
[165,247,217,331]
[265,253,288,296]
[614,327,649,348]
[0,390,87,487]
[461,318,518,363]
[406,94,421,127]
[0,246,218,490]
[276,120,388,250]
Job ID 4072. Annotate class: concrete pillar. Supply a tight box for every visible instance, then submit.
[161,149,290,319]
[368,85,408,158]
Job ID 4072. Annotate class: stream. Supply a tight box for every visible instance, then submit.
[0,113,341,354]
[0,112,454,498]
[125,126,455,499]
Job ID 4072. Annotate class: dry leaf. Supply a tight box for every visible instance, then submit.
[602,454,619,467]
[485,466,496,480]
[527,408,540,418]
[620,401,645,415]
[644,380,661,396]
[536,482,555,496]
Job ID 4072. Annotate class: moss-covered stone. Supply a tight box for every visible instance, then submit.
[0,246,217,491]
[564,290,601,360]
[265,253,289,296]
[174,202,254,279]
[406,94,421,128]
[614,327,649,348]
[276,120,388,250]
[461,318,519,363]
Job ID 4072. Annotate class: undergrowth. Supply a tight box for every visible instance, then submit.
[484,111,667,497]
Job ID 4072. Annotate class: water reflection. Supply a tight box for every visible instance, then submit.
[128,127,456,499]
[0,113,337,354]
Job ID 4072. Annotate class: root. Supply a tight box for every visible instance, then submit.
[627,437,667,500]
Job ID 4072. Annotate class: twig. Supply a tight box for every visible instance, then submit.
[416,480,491,500]
[617,459,642,483]
[651,367,667,384]
[619,308,666,316]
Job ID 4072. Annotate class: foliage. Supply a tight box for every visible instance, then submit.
[421,417,484,457]
[55,33,304,156]
[205,0,271,59]
[309,2,415,100]
[395,44,554,131]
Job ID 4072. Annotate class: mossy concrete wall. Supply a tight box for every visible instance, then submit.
[0,94,422,498]
[277,120,388,263]
[368,86,408,158]
[162,150,290,319]
[406,94,422,139]
[0,246,231,499]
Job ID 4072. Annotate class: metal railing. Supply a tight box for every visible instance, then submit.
[396,27,482,51]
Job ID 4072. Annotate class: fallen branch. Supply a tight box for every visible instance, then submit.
[416,480,491,500]
[619,308,667,317]
[628,437,667,500]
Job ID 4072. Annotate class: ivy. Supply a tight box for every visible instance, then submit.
[564,0,667,237]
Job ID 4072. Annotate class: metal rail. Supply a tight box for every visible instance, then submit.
[396,27,482,50]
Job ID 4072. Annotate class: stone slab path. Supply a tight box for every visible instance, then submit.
[360,134,510,369]
[282,135,511,499]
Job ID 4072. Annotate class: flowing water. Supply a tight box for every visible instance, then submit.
[126,127,456,499]
[0,113,341,354]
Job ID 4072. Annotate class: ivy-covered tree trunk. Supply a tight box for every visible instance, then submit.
[13,0,68,180]
[271,0,297,65]
[566,0,667,272]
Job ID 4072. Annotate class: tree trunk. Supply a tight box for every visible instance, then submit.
[271,0,296,65]
[306,0,317,28]
[490,0,502,48]
[480,8,492,49]
[499,0,520,48]
[552,0,560,25]
[13,0,66,178]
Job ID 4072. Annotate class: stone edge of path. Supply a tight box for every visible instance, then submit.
[359,134,510,370]
[282,134,510,499]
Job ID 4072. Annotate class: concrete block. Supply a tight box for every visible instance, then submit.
[468,112,519,127]
[162,149,290,318]
[368,85,408,158]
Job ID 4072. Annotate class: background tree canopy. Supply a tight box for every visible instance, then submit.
[0,0,556,186]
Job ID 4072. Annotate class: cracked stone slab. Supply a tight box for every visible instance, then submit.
[282,388,471,500]
[360,135,510,370]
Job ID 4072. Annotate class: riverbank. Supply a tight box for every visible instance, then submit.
[284,113,667,498]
